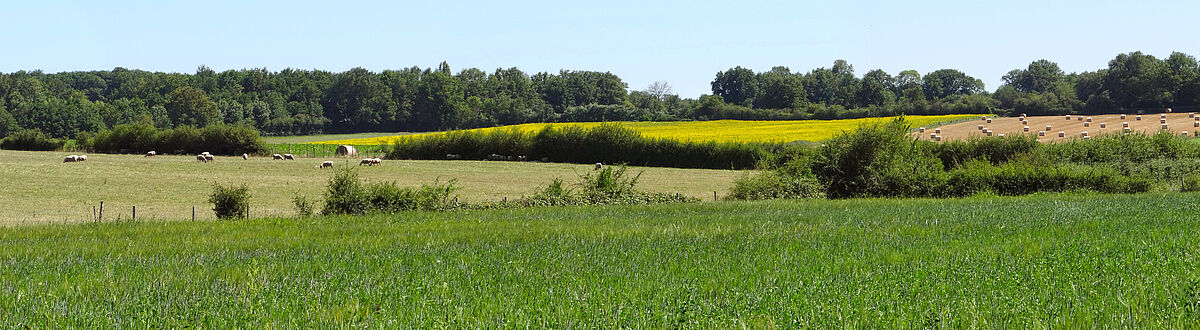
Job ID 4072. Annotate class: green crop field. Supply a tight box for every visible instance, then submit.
[261,132,418,144]
[0,150,742,224]
[1,193,1198,327]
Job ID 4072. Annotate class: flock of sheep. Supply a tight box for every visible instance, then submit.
[65,145,384,169]
[61,144,607,169]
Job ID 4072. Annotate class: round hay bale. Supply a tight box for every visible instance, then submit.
[335,145,358,157]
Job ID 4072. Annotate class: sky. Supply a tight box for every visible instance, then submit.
[1,0,1198,97]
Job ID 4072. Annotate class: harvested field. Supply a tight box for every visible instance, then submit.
[916,112,1200,142]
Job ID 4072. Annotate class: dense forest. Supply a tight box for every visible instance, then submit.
[0,51,1197,138]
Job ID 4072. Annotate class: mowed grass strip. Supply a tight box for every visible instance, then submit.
[315,115,979,145]
[0,193,1198,327]
[0,150,742,224]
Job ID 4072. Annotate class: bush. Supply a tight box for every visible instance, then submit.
[727,172,825,200]
[292,195,315,217]
[208,184,250,220]
[386,124,770,169]
[86,123,266,155]
[321,167,459,215]
[511,165,697,207]
[1183,175,1200,192]
[810,117,946,198]
[0,129,64,151]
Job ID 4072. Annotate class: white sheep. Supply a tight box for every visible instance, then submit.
[594,163,603,170]
[63,155,78,163]
[77,155,87,162]
[242,153,248,160]
[284,154,295,160]
[319,161,333,168]
[196,154,208,163]
[145,151,157,157]
[359,158,373,166]
[273,154,283,160]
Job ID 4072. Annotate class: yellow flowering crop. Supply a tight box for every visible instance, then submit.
[313,115,978,145]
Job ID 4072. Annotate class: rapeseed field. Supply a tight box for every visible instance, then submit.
[314,115,977,145]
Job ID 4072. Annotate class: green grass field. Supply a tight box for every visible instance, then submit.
[1,193,1198,326]
[262,132,417,144]
[0,150,742,224]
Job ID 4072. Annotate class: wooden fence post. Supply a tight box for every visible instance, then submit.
[132,206,136,220]
[192,206,195,221]
[99,201,104,222]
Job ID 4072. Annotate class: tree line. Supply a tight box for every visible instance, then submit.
[1,51,1197,138]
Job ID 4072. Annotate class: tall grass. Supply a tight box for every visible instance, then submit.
[1,194,1199,326]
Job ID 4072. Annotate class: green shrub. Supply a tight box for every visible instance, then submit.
[386,124,770,169]
[208,184,250,220]
[292,195,315,217]
[511,166,697,207]
[810,118,946,198]
[1183,175,1200,192]
[321,168,370,215]
[87,123,266,155]
[0,129,64,151]
[728,172,824,200]
[321,167,459,215]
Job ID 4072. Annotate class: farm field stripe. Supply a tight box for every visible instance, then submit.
[0,193,1197,326]
[313,115,978,145]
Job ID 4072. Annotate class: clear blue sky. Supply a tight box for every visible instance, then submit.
[2,0,1197,97]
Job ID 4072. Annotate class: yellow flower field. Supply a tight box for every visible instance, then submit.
[313,115,979,145]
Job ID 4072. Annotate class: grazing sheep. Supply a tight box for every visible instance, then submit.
[1024,126,1030,132]
[517,156,527,161]
[929,133,937,139]
[1100,123,1107,128]
[373,158,382,165]
[1121,114,1127,119]
[1065,115,1071,120]
[1084,122,1091,127]
[1038,131,1046,137]
[1136,115,1142,120]
[1085,117,1092,122]
[284,154,295,160]
[204,154,214,162]
[196,154,208,163]
[1167,108,1173,113]
[1162,124,1169,130]
[986,118,992,123]
[919,127,925,132]
[977,125,984,130]
[63,155,78,163]
[934,135,942,142]
[273,154,283,160]
[594,163,603,170]
[77,155,87,162]
[242,153,248,160]
[934,128,941,134]
[981,116,987,121]
[1058,131,1065,137]
[145,151,157,157]
[359,158,373,166]
[1123,122,1130,128]
[319,161,333,168]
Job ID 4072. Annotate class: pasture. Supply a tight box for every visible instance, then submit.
[1,193,1198,326]
[919,113,1200,142]
[0,150,743,224]
[314,115,979,145]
